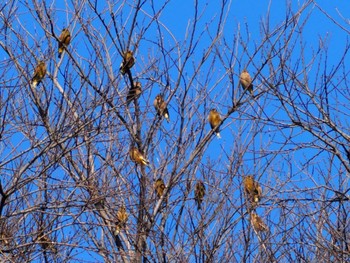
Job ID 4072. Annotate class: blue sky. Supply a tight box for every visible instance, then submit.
[1,0,350,262]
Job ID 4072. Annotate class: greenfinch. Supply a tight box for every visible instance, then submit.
[31,61,46,88]
[250,212,268,232]
[115,205,128,235]
[208,109,222,138]
[243,175,262,204]
[154,178,166,198]
[194,180,206,210]
[120,50,135,75]
[153,94,170,122]
[129,146,149,166]
[37,230,57,253]
[126,81,142,105]
[240,69,253,96]
[58,28,71,58]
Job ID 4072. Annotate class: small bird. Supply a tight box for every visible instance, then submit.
[194,180,206,210]
[208,109,222,138]
[58,28,71,58]
[153,94,170,122]
[240,69,253,96]
[115,205,128,235]
[250,212,268,232]
[154,178,166,198]
[120,50,135,75]
[37,230,57,253]
[129,146,150,166]
[0,228,11,246]
[243,175,262,204]
[31,61,47,88]
[126,81,142,105]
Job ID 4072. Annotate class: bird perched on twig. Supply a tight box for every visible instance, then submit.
[129,146,150,166]
[37,228,57,253]
[31,61,47,88]
[154,94,170,122]
[194,180,206,210]
[240,69,253,96]
[243,175,262,204]
[58,28,71,58]
[250,212,268,232]
[208,108,222,138]
[154,178,166,198]
[126,81,142,105]
[120,50,135,75]
[115,205,128,235]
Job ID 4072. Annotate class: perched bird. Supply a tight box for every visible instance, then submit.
[243,175,262,204]
[154,178,166,198]
[240,69,253,96]
[208,109,222,138]
[129,146,150,166]
[31,61,47,88]
[153,94,170,122]
[126,81,142,105]
[115,205,128,235]
[0,228,11,246]
[37,230,57,253]
[58,28,71,58]
[120,50,135,75]
[250,212,268,232]
[194,180,206,210]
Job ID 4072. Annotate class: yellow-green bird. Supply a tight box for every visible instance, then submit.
[58,28,71,58]
[129,146,150,166]
[115,205,128,235]
[250,212,268,232]
[37,229,57,253]
[126,81,142,105]
[31,61,47,88]
[240,69,253,96]
[208,108,222,138]
[154,178,166,198]
[120,50,135,75]
[153,94,170,123]
[194,180,206,210]
[243,175,262,204]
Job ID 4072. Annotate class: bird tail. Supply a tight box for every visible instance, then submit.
[31,81,37,88]
[254,195,258,203]
[119,62,126,75]
[249,85,254,97]
[115,226,120,235]
[58,47,63,58]
[164,113,170,123]
[141,158,150,166]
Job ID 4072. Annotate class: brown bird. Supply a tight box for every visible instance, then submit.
[31,61,47,88]
[243,175,262,204]
[153,94,170,122]
[37,230,57,253]
[115,205,128,235]
[129,146,150,166]
[58,28,71,58]
[208,109,222,138]
[250,212,268,232]
[194,180,206,210]
[240,69,253,96]
[120,50,135,75]
[0,226,11,246]
[126,81,142,105]
[154,178,166,198]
